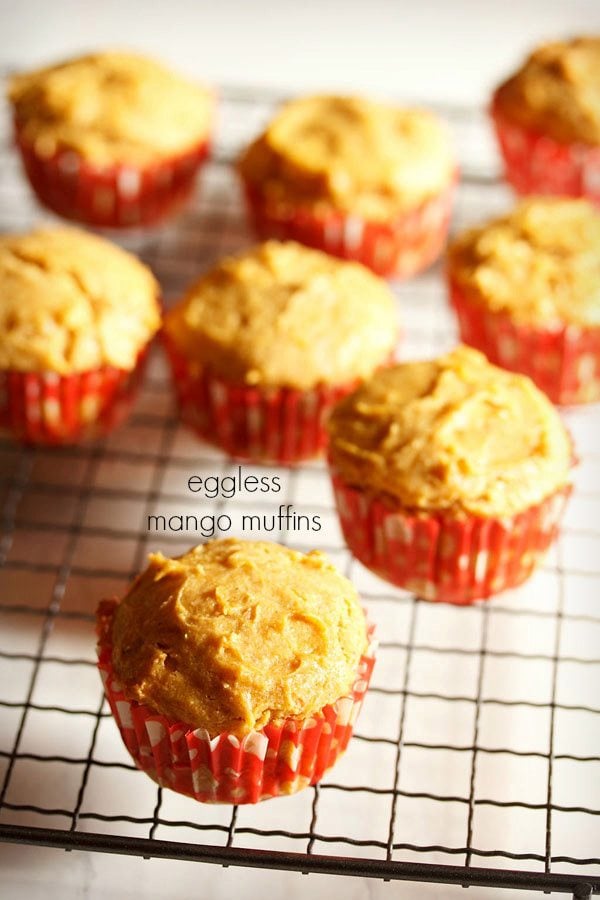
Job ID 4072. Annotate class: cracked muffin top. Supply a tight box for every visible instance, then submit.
[0,227,161,373]
[8,51,214,165]
[163,240,398,390]
[109,538,369,736]
[238,94,455,219]
[328,345,572,518]
[447,197,600,328]
[494,36,600,145]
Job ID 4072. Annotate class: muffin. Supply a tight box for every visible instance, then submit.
[327,346,573,605]
[0,226,161,444]
[8,51,214,227]
[96,538,376,804]
[238,95,457,277]
[163,240,398,463]
[492,37,600,204]
[448,197,600,405]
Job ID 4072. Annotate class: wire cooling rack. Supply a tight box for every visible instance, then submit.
[0,82,599,899]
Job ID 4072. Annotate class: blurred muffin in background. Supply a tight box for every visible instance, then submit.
[163,239,398,463]
[327,345,573,605]
[8,51,214,227]
[0,226,160,444]
[238,95,456,278]
[491,36,600,204]
[448,197,600,404]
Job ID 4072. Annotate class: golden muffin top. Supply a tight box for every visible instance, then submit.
[494,36,600,145]
[448,198,600,328]
[163,240,398,390]
[238,95,455,219]
[328,345,572,518]
[0,227,161,373]
[110,539,368,736]
[8,51,214,165]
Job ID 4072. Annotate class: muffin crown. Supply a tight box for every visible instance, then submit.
[238,94,455,219]
[494,36,600,145]
[110,538,368,736]
[8,51,213,164]
[448,197,600,328]
[328,345,572,518]
[0,227,160,374]
[164,240,398,390]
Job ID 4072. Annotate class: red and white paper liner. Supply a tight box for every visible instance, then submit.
[241,178,457,278]
[0,349,148,445]
[450,280,600,405]
[329,468,572,605]
[14,124,211,228]
[491,99,600,205]
[96,599,376,804]
[163,337,370,464]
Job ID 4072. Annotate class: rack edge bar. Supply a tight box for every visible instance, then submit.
[0,824,598,894]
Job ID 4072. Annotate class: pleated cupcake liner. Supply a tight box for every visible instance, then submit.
[491,99,600,205]
[96,598,376,804]
[240,177,457,278]
[15,123,211,228]
[0,348,148,445]
[329,468,572,605]
[450,280,600,405]
[163,336,372,464]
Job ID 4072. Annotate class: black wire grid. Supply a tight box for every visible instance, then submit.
[0,84,599,898]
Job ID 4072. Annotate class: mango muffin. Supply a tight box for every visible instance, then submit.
[163,240,398,463]
[448,197,600,404]
[327,346,573,604]
[492,36,600,204]
[8,51,214,227]
[97,538,376,804]
[0,226,160,444]
[238,95,456,277]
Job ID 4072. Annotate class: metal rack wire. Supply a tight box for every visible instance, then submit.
[0,82,599,898]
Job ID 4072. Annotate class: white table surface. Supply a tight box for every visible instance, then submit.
[1,0,599,106]
[1,3,599,899]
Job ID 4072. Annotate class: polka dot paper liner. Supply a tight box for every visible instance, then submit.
[329,467,572,605]
[0,350,148,446]
[14,123,211,228]
[163,335,372,464]
[491,98,600,206]
[240,177,457,278]
[450,280,600,405]
[96,599,377,804]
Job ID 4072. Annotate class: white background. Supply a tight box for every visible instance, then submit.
[0,0,599,105]
[0,2,599,899]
